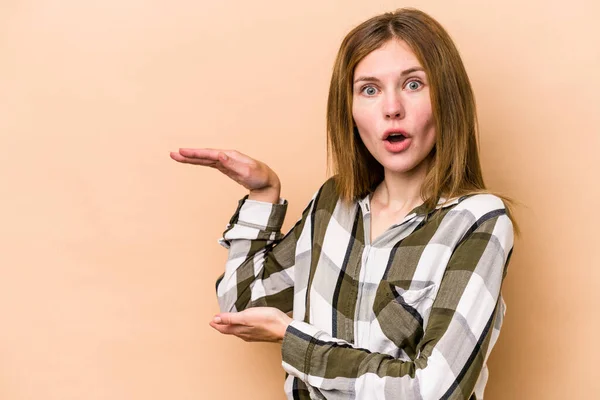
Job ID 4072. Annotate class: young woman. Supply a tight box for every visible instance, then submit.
[171,8,515,400]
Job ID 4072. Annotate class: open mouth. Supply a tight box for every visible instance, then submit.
[386,133,406,143]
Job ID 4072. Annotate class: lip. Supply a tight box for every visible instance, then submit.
[384,136,412,153]
[382,129,410,140]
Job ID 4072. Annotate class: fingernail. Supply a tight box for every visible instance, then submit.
[213,316,222,323]
[220,153,228,161]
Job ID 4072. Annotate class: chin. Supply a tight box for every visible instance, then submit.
[382,159,426,175]
[383,164,416,174]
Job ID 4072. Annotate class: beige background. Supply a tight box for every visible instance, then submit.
[1,0,599,399]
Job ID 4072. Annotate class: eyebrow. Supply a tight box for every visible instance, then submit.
[353,67,425,84]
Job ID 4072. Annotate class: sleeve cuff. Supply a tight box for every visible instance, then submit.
[281,320,323,381]
[218,196,288,249]
[237,198,288,230]
[281,320,350,381]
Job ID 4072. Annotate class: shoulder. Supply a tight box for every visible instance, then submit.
[438,193,513,241]
[450,194,514,245]
[453,193,507,220]
[312,175,342,204]
[302,175,354,218]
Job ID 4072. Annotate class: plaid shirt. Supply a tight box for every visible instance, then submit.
[216,177,514,399]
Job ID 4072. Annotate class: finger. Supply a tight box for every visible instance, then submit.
[173,157,220,166]
[215,313,234,325]
[177,148,252,165]
[170,152,218,166]
[215,312,247,326]
[174,149,247,174]
[172,149,221,163]
[210,321,235,335]
[178,148,222,160]
[170,152,187,161]
[209,320,251,335]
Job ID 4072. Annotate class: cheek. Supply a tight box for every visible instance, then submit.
[422,115,436,150]
[413,101,435,135]
[352,107,376,151]
[351,103,363,127]
[352,103,376,134]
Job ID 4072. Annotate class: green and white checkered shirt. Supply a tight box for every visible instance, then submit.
[216,177,514,399]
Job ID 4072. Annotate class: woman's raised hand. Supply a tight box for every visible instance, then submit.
[170,148,281,203]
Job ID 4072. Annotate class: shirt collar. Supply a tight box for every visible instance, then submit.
[358,194,463,217]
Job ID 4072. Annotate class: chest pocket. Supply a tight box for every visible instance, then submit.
[372,281,437,359]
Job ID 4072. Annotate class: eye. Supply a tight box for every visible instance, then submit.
[406,80,422,91]
[361,85,378,96]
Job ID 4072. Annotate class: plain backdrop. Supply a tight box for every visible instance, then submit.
[1,0,599,399]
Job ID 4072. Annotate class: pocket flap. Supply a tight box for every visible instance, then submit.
[393,284,436,307]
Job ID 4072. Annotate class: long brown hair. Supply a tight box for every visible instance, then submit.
[326,8,518,231]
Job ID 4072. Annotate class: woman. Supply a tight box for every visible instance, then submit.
[171,8,515,399]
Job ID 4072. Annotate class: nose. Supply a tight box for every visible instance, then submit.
[383,92,404,120]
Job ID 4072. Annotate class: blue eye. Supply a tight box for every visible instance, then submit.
[406,81,422,91]
[362,86,378,96]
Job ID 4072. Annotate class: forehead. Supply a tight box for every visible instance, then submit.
[353,39,422,77]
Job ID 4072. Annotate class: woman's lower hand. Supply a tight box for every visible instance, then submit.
[209,307,293,343]
[170,148,281,202]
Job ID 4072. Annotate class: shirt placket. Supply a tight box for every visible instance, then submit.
[354,197,425,348]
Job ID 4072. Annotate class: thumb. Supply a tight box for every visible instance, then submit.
[214,312,242,325]
[218,151,240,173]
[218,152,231,164]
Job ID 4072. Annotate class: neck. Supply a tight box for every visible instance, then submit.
[372,162,430,212]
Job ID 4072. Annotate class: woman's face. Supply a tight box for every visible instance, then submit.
[352,39,436,177]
